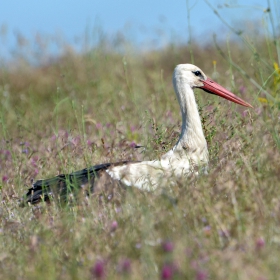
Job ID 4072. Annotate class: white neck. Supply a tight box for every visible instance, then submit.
[108,67,210,189]
[167,71,208,161]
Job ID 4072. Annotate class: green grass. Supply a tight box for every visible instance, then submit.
[1,7,280,279]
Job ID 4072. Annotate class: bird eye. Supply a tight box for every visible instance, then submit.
[193,71,201,77]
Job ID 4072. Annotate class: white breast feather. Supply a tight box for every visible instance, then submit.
[106,151,207,191]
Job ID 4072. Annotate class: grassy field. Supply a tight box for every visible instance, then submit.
[1,8,280,280]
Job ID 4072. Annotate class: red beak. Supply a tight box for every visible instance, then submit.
[200,78,253,108]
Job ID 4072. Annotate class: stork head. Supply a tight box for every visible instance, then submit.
[174,64,253,108]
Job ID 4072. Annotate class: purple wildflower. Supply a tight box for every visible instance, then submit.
[242,110,248,118]
[2,175,8,182]
[96,123,102,130]
[218,229,230,238]
[203,225,211,236]
[162,240,174,253]
[71,136,81,146]
[91,260,105,279]
[256,237,265,250]
[130,125,136,132]
[110,221,118,232]
[1,150,11,158]
[118,259,131,274]
[22,148,29,154]
[130,141,137,148]
[115,207,122,213]
[201,217,207,224]
[31,157,38,167]
[161,263,174,280]
[196,270,208,280]
[32,155,39,161]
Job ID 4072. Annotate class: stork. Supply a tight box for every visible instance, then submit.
[22,64,252,205]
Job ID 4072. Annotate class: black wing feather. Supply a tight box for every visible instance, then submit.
[21,161,132,206]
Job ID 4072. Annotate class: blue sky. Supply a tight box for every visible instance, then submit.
[0,0,276,58]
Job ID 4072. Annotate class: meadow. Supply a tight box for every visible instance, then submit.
[0,9,280,280]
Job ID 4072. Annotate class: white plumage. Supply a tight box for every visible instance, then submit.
[107,64,251,190]
[23,64,252,205]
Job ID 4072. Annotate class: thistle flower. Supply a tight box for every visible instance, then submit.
[162,240,174,253]
[2,175,8,182]
[118,259,131,274]
[91,260,105,279]
[161,263,174,280]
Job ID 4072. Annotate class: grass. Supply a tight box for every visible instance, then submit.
[1,5,280,280]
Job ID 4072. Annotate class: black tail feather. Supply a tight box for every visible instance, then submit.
[21,162,116,206]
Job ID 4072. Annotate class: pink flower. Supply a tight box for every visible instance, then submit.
[2,175,8,182]
[118,259,131,274]
[161,264,174,280]
[71,136,81,146]
[96,123,102,130]
[63,131,69,138]
[130,125,136,132]
[196,270,208,280]
[110,221,118,232]
[31,158,38,168]
[162,241,174,253]
[1,150,11,158]
[242,110,248,118]
[256,237,265,250]
[91,260,105,279]
[32,156,39,162]
[130,142,137,148]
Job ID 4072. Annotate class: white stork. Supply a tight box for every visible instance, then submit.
[22,64,252,205]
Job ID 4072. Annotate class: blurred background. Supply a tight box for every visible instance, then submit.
[0,0,276,63]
